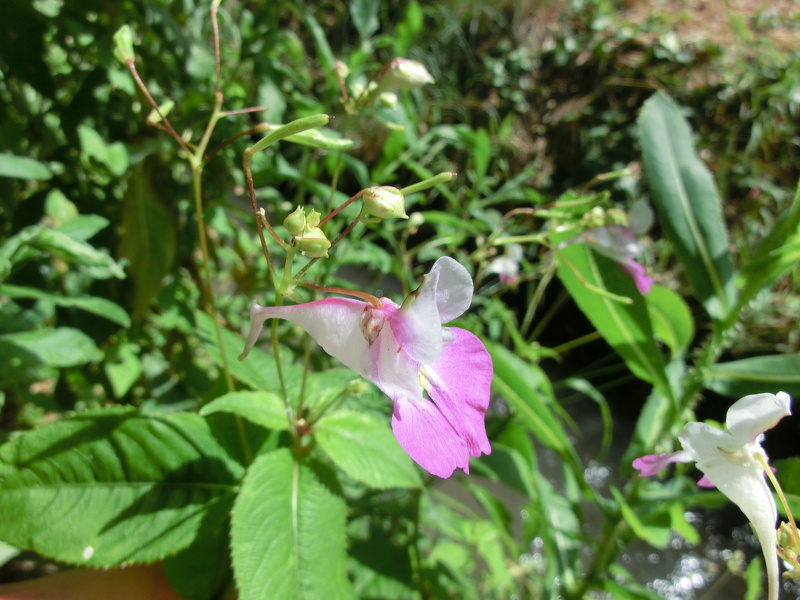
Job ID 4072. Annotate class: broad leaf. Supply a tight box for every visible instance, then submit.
[349,0,379,39]
[200,391,290,431]
[231,449,351,600]
[315,410,421,488]
[556,242,673,400]
[704,354,800,397]
[638,92,737,321]
[0,407,243,566]
[0,327,103,382]
[0,154,52,180]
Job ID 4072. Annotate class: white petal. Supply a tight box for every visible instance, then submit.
[726,392,792,445]
[428,256,473,323]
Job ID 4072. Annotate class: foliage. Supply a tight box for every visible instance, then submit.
[1,1,799,599]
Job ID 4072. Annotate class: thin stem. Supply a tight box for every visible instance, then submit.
[125,61,192,156]
[296,281,383,307]
[319,189,366,226]
[758,453,797,532]
[293,215,362,280]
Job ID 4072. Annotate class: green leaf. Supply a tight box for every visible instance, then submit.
[645,285,694,358]
[0,407,243,566]
[638,91,737,321]
[472,443,535,499]
[486,341,573,457]
[104,343,143,398]
[738,181,800,309]
[199,391,290,431]
[556,242,673,400]
[0,284,130,327]
[349,0,379,40]
[78,125,129,177]
[0,327,103,382]
[195,311,302,395]
[0,153,52,180]
[773,458,800,518]
[118,161,176,317]
[610,486,671,548]
[703,354,800,397]
[231,449,351,600]
[315,410,421,488]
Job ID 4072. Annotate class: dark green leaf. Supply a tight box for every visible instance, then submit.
[118,161,176,317]
[231,449,351,600]
[0,408,243,566]
[638,92,737,321]
[315,410,421,488]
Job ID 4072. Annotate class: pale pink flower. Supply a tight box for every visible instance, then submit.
[572,225,653,294]
[240,257,492,478]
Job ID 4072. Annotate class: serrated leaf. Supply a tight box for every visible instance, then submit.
[231,449,351,600]
[645,285,694,357]
[0,407,243,566]
[638,92,737,321]
[118,161,176,317]
[199,391,289,430]
[0,284,130,327]
[315,410,421,488]
[0,153,52,180]
[556,242,673,400]
[704,354,800,397]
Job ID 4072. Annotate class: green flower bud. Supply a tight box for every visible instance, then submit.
[378,58,435,92]
[297,227,331,258]
[363,186,408,220]
[306,209,322,228]
[283,206,306,237]
[113,25,135,65]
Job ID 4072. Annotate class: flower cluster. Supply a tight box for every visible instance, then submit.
[240,257,493,478]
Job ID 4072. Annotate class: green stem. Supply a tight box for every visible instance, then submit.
[758,453,797,532]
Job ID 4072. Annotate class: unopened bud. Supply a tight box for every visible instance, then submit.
[363,186,408,220]
[378,58,435,92]
[146,100,175,125]
[113,25,135,64]
[284,206,306,237]
[306,209,321,228]
[297,227,330,258]
[346,378,369,396]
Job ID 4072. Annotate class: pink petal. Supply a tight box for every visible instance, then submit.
[242,298,372,377]
[618,258,653,295]
[697,475,715,488]
[422,327,492,458]
[632,451,689,477]
[391,396,471,478]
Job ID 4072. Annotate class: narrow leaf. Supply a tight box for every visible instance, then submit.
[315,410,421,488]
[638,92,737,321]
[645,285,694,358]
[556,242,673,400]
[0,284,130,327]
[231,449,351,600]
[0,408,243,566]
[704,354,800,397]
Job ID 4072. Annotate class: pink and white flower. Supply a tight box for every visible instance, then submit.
[633,392,792,600]
[572,225,653,295]
[240,257,492,478]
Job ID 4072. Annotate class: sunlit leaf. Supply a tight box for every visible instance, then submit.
[199,391,289,431]
[704,354,800,397]
[0,154,52,180]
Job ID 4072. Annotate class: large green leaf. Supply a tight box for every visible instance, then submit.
[118,161,176,317]
[638,92,737,321]
[0,284,130,327]
[231,449,351,600]
[0,408,243,566]
[556,242,673,400]
[315,410,421,489]
[486,341,574,457]
[704,354,800,397]
[645,285,694,358]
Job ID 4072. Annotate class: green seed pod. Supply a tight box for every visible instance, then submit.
[297,227,331,258]
[363,186,408,220]
[283,206,306,237]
